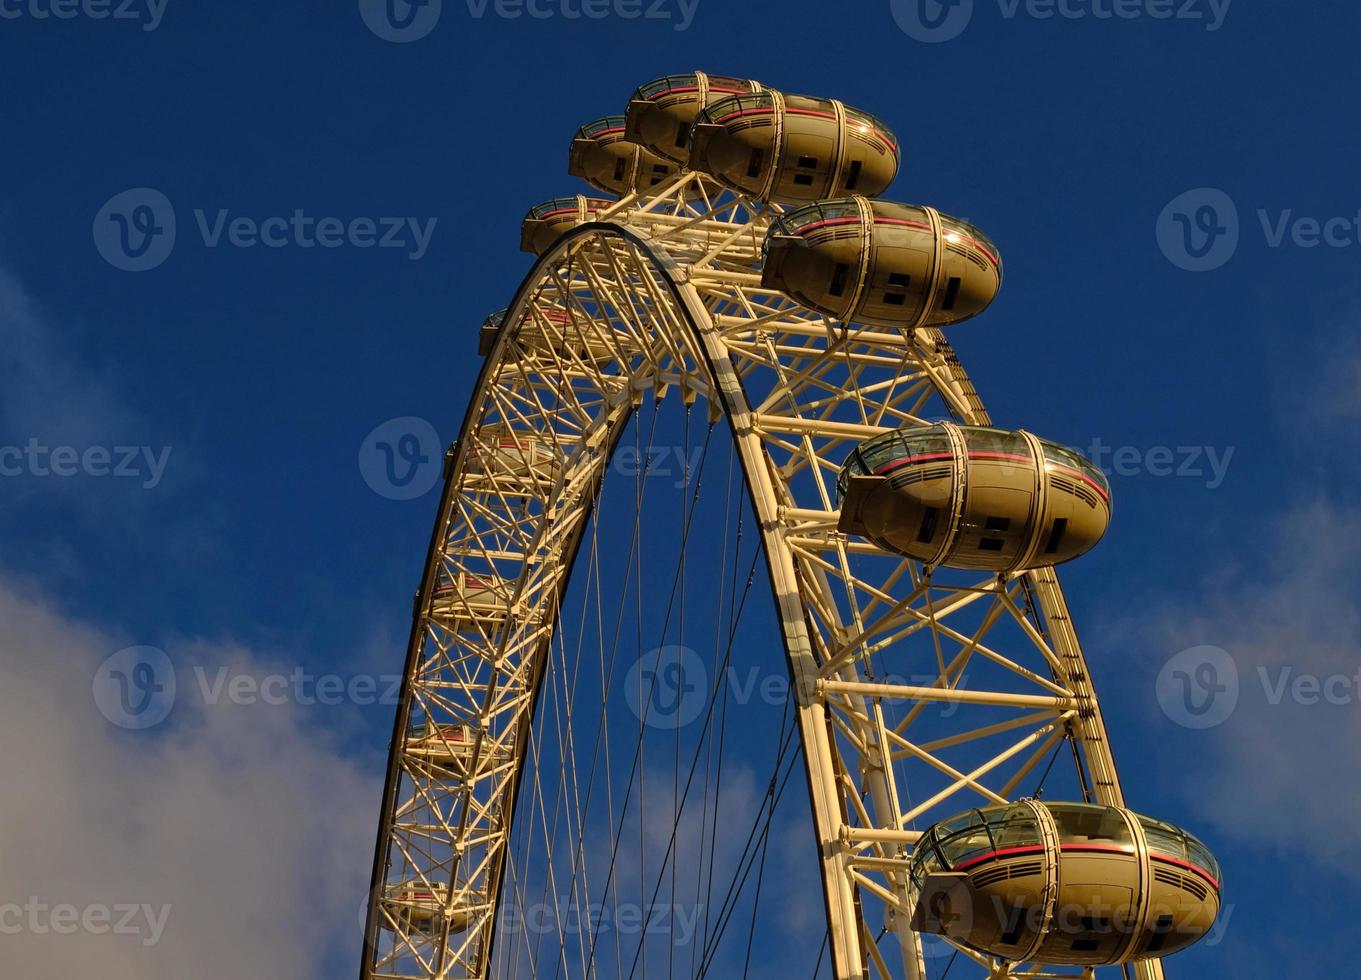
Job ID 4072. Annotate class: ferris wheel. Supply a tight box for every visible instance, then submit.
[359,71,1223,980]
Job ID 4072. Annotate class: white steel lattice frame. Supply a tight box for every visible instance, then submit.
[360,171,1166,980]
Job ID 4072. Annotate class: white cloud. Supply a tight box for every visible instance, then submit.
[0,579,377,979]
[0,269,133,447]
[1135,501,1361,880]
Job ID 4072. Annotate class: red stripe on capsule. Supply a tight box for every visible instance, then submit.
[951,842,1138,873]
[1150,853,1221,891]
[1047,463,1110,502]
[872,450,1032,477]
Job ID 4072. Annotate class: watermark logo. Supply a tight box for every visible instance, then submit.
[94,189,438,270]
[191,666,403,707]
[93,188,177,272]
[358,885,700,946]
[1157,645,1361,727]
[364,0,700,38]
[360,416,443,500]
[468,0,701,29]
[624,648,966,729]
[1158,187,1361,271]
[95,655,407,731]
[1156,645,1239,729]
[93,645,177,730]
[892,0,1229,41]
[1156,187,1240,272]
[356,419,714,500]
[625,645,707,730]
[890,0,974,42]
[359,0,442,42]
[0,0,169,30]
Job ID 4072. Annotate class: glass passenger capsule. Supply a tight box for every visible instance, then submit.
[429,569,519,627]
[406,717,510,779]
[381,880,476,935]
[568,115,685,196]
[465,424,567,488]
[836,423,1110,571]
[478,306,617,364]
[624,71,764,164]
[909,801,1222,965]
[688,90,899,202]
[520,196,615,256]
[762,197,1002,328]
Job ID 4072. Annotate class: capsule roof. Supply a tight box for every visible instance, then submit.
[760,197,1001,328]
[689,90,900,202]
[769,198,1002,278]
[574,115,627,140]
[520,196,616,255]
[626,72,765,164]
[631,72,761,103]
[911,800,1220,888]
[569,114,687,196]
[524,197,614,221]
[838,424,1108,503]
[835,423,1111,570]
[844,106,898,155]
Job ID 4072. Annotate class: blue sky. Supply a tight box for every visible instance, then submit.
[2,0,1360,976]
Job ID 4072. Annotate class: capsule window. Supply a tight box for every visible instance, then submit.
[1050,804,1134,847]
[1044,518,1068,554]
[797,155,818,168]
[1000,906,1027,947]
[888,272,912,287]
[747,149,765,178]
[613,158,628,182]
[883,292,905,306]
[674,121,690,147]
[941,276,963,311]
[846,159,863,191]
[1145,915,1175,953]
[793,173,815,186]
[829,263,850,297]
[978,538,1005,551]
[916,507,939,544]
[985,516,1011,532]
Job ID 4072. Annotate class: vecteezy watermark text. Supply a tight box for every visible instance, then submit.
[890,0,1229,44]
[94,645,405,730]
[1083,438,1234,489]
[192,210,437,259]
[0,899,172,947]
[626,646,968,729]
[0,0,167,30]
[502,899,701,945]
[94,188,437,271]
[192,666,404,707]
[463,0,700,29]
[0,441,172,488]
[358,415,712,500]
[360,0,699,41]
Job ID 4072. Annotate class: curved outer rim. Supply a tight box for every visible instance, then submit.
[360,220,869,980]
